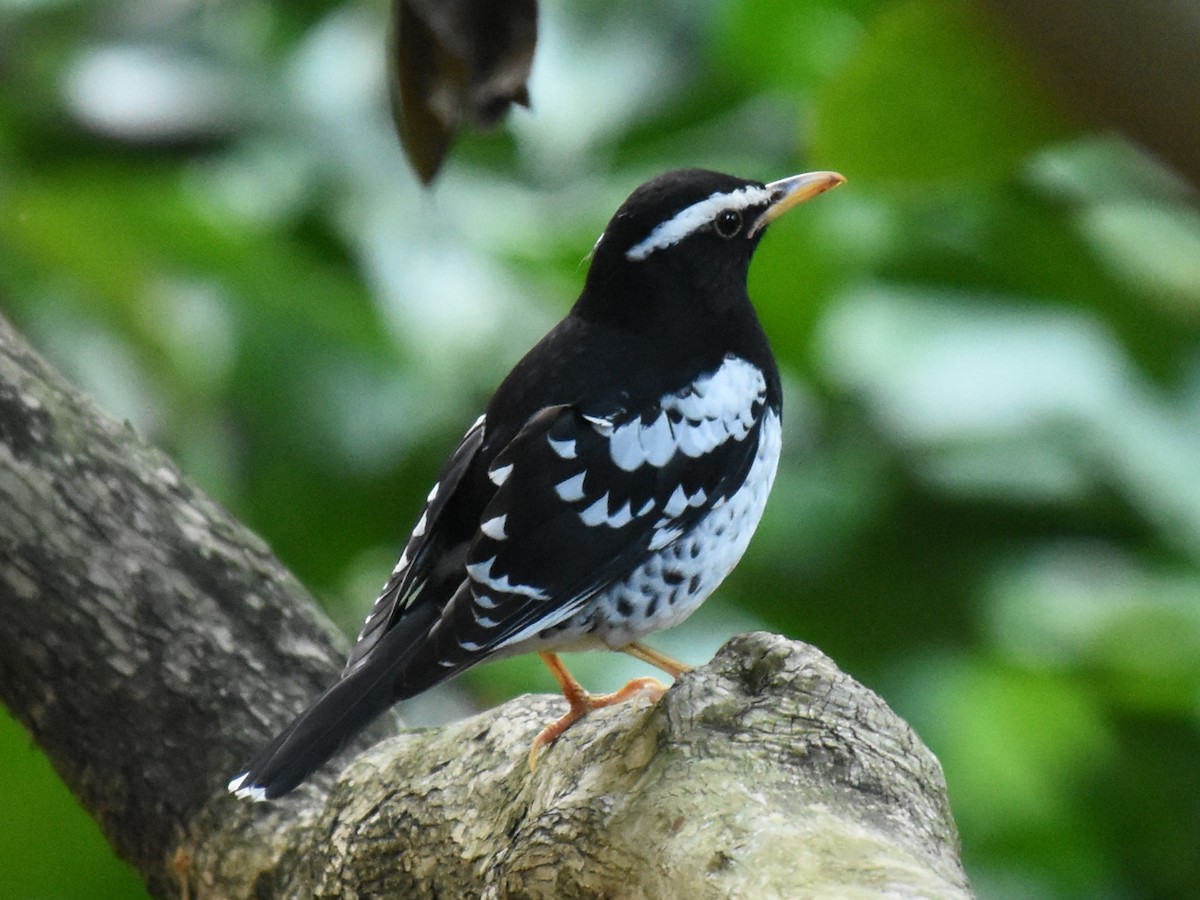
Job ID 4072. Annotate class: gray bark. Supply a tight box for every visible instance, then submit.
[0,312,971,898]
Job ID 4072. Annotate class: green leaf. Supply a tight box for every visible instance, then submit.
[814,0,1069,182]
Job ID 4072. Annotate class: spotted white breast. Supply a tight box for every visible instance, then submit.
[583,407,782,648]
[501,397,782,656]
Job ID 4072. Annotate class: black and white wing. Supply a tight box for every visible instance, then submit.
[425,353,774,666]
[227,414,491,800]
[344,413,487,673]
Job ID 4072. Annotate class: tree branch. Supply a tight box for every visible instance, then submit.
[0,312,971,898]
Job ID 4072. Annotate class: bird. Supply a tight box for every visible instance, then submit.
[228,167,845,800]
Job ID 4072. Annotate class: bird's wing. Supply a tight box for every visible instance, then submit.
[343,414,487,673]
[429,364,770,664]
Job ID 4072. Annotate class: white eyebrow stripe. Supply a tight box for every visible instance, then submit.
[625,185,774,261]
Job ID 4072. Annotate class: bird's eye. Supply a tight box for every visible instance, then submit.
[713,209,742,239]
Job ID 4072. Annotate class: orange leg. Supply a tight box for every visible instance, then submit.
[620,641,691,678]
[530,651,668,771]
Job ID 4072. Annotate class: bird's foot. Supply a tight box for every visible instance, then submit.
[528,676,667,772]
[530,651,669,771]
[620,641,692,678]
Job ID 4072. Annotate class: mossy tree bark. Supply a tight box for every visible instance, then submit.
[0,313,972,898]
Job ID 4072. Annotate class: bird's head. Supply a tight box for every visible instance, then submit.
[579,168,844,323]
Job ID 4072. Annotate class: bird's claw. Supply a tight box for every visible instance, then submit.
[528,676,668,772]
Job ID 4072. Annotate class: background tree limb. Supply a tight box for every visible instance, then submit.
[0,312,970,897]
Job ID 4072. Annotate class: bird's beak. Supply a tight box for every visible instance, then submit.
[750,171,846,236]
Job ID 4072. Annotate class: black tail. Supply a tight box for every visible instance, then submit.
[227,652,403,801]
[228,595,465,800]
[228,584,494,801]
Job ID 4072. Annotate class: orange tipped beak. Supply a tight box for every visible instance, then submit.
[750,171,846,236]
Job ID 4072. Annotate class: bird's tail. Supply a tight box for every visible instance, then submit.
[227,652,403,801]
[227,592,463,801]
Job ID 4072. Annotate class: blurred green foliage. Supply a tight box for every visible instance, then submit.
[2,0,1198,897]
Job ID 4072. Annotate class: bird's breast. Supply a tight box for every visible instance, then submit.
[589,408,782,646]
[520,408,783,653]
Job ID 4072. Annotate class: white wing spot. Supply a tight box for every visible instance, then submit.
[228,774,268,802]
[489,463,513,486]
[674,392,707,421]
[579,494,611,527]
[548,435,578,459]
[426,482,440,503]
[481,514,508,540]
[608,500,634,528]
[607,413,677,471]
[639,413,675,466]
[467,556,548,600]
[649,525,684,551]
[578,494,636,528]
[473,609,500,628]
[555,472,587,502]
[413,512,429,537]
[664,485,689,517]
[583,413,615,435]
[674,420,706,458]
[602,358,764,472]
[609,421,643,471]
[392,550,409,575]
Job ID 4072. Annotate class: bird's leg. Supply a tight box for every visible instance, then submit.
[620,641,692,678]
[529,651,667,771]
